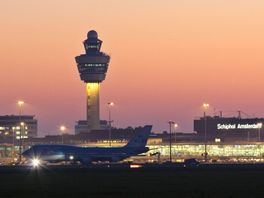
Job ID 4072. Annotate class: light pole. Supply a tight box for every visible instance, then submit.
[202,103,209,162]
[60,125,66,144]
[258,123,262,142]
[168,120,175,163]
[12,126,15,158]
[107,102,114,147]
[20,122,25,158]
[17,100,24,163]
[174,123,178,143]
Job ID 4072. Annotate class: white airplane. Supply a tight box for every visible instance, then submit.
[22,125,152,166]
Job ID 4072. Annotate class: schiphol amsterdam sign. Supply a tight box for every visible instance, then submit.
[217,123,263,130]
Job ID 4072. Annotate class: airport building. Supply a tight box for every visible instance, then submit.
[75,30,110,131]
[75,120,108,134]
[147,143,264,162]
[194,116,264,142]
[0,115,38,140]
[1,141,264,162]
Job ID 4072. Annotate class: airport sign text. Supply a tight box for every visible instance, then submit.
[217,123,262,130]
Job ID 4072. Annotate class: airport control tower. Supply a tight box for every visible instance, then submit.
[75,30,110,131]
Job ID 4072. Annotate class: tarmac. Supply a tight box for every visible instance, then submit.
[1,163,264,198]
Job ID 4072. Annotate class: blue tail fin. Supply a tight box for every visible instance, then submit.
[125,125,152,148]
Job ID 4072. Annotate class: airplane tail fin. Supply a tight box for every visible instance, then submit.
[124,125,152,148]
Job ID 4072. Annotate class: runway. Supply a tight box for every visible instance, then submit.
[0,163,264,198]
[4,162,264,172]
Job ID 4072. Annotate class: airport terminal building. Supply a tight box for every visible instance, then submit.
[0,115,38,140]
[194,116,264,142]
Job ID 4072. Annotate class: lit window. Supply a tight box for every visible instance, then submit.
[86,45,99,49]
[84,63,105,67]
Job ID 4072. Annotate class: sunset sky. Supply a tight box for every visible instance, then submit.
[1,0,264,136]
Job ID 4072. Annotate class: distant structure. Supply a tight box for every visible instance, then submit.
[75,30,110,131]
[75,120,108,134]
[0,115,38,139]
[194,116,264,142]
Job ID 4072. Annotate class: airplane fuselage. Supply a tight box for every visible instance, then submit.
[23,144,149,163]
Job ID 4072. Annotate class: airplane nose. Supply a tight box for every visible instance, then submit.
[22,149,33,158]
[22,150,29,157]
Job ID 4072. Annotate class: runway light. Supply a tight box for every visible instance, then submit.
[32,158,41,168]
[130,164,142,169]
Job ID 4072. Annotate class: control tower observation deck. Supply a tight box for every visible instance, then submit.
[75,30,110,131]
